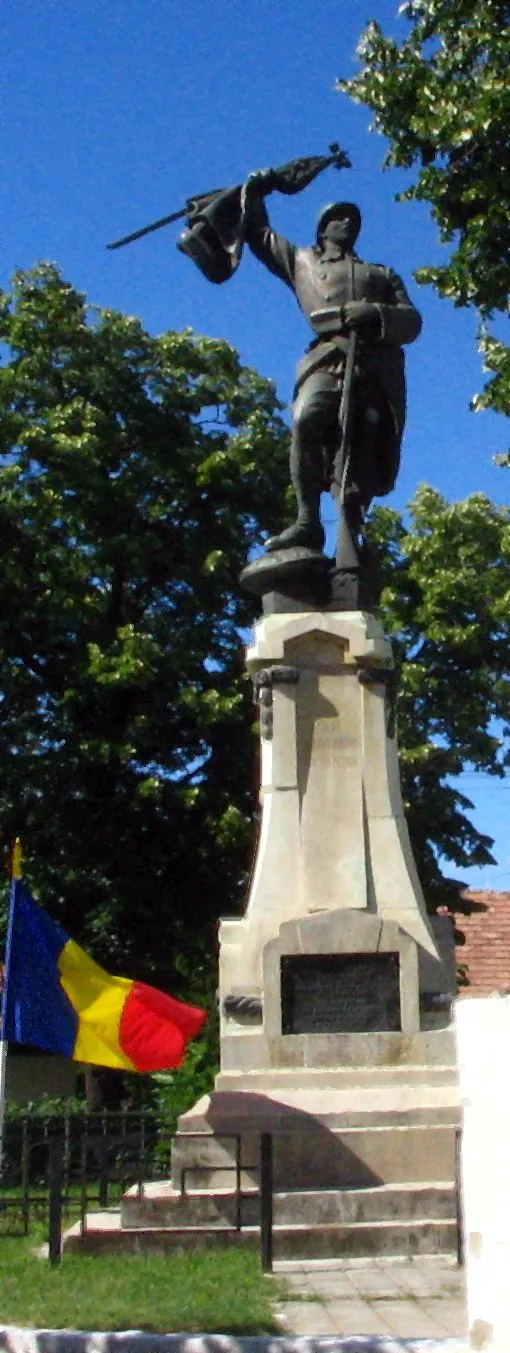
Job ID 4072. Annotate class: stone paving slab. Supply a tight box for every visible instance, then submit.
[271,1258,467,1345]
[336,1273,408,1300]
[321,1301,394,1337]
[362,1304,450,1340]
[281,1276,360,1299]
[272,1305,341,1336]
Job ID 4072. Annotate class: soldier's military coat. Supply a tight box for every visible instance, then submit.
[245,205,422,496]
[178,185,422,498]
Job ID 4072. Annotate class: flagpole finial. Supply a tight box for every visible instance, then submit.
[10,838,22,880]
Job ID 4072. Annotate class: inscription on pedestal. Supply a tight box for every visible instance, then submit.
[280,953,400,1033]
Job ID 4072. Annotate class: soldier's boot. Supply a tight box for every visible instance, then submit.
[265,519,325,553]
[265,477,324,554]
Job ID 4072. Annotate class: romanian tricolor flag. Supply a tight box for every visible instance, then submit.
[2,867,206,1072]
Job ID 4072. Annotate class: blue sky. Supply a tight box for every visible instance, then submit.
[2,0,509,889]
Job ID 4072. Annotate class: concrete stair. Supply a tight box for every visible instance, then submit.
[64,1174,458,1259]
[169,1082,459,1193]
[63,1211,255,1256]
[121,1179,456,1229]
[63,1054,460,1261]
[172,1123,456,1188]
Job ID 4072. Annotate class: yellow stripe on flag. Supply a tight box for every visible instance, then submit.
[58,940,136,1070]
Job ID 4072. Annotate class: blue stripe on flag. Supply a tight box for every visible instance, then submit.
[3,882,78,1056]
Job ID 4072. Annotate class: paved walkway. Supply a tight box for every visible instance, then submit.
[271,1256,467,1342]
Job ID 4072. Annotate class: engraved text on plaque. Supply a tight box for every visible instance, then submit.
[280,953,401,1034]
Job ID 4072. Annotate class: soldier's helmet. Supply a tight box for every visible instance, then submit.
[316,201,362,245]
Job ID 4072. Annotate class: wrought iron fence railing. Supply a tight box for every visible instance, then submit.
[0,1111,278,1270]
[0,1109,169,1238]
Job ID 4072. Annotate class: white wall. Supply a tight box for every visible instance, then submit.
[456,996,510,1352]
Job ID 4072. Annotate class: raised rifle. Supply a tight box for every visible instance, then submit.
[332,331,360,573]
[333,330,357,506]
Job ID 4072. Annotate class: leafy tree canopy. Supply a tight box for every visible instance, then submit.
[369,485,510,895]
[339,0,510,450]
[0,263,290,992]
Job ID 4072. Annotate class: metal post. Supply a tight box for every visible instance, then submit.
[260,1133,273,1272]
[455,1126,464,1268]
[98,1139,109,1209]
[235,1135,242,1231]
[80,1136,88,1236]
[138,1112,146,1200]
[0,1040,8,1173]
[98,1110,108,1207]
[48,1136,63,1266]
[63,1108,70,1193]
[21,1116,30,1235]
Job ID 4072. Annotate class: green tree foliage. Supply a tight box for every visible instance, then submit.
[369,485,510,896]
[339,0,510,447]
[0,263,290,992]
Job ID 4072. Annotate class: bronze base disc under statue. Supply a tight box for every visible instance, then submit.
[240,547,380,612]
[240,546,330,598]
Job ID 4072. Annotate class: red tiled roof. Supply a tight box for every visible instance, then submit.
[452,890,510,996]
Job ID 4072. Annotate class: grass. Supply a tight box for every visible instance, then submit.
[0,1235,285,1334]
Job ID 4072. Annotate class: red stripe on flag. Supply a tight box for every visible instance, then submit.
[119,981,206,1072]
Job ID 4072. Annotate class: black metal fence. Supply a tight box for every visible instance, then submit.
[0,1109,169,1238]
[0,1110,276,1270]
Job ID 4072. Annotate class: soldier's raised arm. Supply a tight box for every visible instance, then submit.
[243,171,296,290]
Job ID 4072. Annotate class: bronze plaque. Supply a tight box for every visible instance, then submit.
[280,953,400,1034]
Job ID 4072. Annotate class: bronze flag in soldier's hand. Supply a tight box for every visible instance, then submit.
[106,145,351,252]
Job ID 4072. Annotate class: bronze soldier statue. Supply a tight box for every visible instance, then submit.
[242,175,422,589]
[108,149,422,606]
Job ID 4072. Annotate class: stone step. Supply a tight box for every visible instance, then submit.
[216,1064,458,1091]
[180,1084,460,1125]
[277,1183,457,1226]
[273,1218,458,1260]
[62,1212,256,1256]
[64,1210,457,1260]
[172,1089,460,1158]
[121,1180,457,1229]
[177,1103,459,1131]
[171,1123,457,1189]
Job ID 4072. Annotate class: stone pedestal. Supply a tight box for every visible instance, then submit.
[219,609,454,1074]
[160,609,460,1261]
[78,609,459,1261]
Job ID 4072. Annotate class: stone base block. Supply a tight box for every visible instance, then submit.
[170,1091,458,1191]
[219,1027,457,1075]
[216,1063,458,1091]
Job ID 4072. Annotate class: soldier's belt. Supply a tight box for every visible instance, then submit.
[309,307,348,338]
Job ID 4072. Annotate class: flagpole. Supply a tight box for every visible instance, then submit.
[0,837,22,1171]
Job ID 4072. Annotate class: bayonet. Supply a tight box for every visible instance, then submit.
[106,192,225,251]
